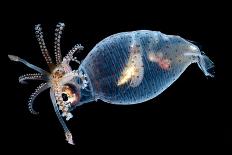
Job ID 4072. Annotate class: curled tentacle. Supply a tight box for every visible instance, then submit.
[50,89,74,145]
[35,24,54,67]
[8,55,49,75]
[54,23,65,65]
[19,73,48,84]
[62,44,83,64]
[61,70,88,89]
[28,83,50,115]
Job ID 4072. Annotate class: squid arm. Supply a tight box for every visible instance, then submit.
[35,24,54,70]
[54,23,65,65]
[28,82,51,115]
[50,89,74,145]
[19,73,48,84]
[62,44,83,64]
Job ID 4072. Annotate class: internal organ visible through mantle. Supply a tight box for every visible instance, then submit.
[148,52,171,70]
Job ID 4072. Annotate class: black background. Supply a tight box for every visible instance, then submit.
[4,1,231,154]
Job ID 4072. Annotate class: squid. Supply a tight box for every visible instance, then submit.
[9,23,215,145]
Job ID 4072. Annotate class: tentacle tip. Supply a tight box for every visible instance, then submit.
[33,112,39,115]
[29,110,39,115]
[68,139,75,145]
[8,55,19,61]
[58,22,65,26]
[19,80,28,84]
[28,104,40,115]
[65,132,75,145]
[35,24,41,28]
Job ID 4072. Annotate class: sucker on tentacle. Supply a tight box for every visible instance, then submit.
[19,73,47,84]
[28,82,50,115]
[54,23,65,65]
[35,24,54,69]
[63,44,84,64]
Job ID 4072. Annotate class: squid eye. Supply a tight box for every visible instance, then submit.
[62,84,80,106]
[61,93,69,101]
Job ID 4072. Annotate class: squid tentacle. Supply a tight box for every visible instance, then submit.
[62,44,83,64]
[28,83,50,115]
[8,55,49,75]
[50,89,74,145]
[54,23,65,65]
[19,73,48,84]
[35,24,53,66]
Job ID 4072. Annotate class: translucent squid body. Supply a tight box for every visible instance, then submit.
[8,23,215,145]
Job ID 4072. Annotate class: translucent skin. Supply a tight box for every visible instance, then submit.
[80,31,199,104]
[9,23,214,145]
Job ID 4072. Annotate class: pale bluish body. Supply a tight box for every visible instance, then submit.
[80,30,213,105]
[9,23,214,145]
